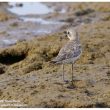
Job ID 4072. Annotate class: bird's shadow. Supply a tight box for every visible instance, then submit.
[56,80,80,89]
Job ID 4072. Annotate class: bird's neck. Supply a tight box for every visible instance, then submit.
[70,36,80,43]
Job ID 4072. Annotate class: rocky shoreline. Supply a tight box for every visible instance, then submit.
[0,2,110,108]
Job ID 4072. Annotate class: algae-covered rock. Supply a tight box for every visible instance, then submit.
[0,63,7,74]
[0,3,16,21]
[0,2,110,108]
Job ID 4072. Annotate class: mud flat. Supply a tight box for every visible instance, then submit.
[0,2,110,108]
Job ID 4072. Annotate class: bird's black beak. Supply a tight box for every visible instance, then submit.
[64,31,67,34]
[63,31,67,38]
[60,31,67,41]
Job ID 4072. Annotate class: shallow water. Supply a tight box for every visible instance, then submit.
[8,2,53,15]
[21,17,65,25]
[60,8,66,13]
[0,2,67,48]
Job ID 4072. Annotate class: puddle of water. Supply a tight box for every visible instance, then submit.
[8,2,53,15]
[21,17,65,25]
[1,39,17,48]
[60,8,66,13]
[32,29,51,34]
[0,2,67,48]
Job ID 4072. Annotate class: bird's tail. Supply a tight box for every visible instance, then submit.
[50,59,57,64]
[49,58,60,65]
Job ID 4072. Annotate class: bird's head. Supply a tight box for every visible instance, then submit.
[64,28,78,41]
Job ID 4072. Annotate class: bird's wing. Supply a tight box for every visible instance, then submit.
[52,41,81,63]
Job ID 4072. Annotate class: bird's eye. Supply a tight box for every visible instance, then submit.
[64,31,70,35]
[67,31,70,34]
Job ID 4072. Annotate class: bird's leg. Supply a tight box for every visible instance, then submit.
[67,63,75,89]
[62,64,64,81]
[72,63,74,82]
[71,63,75,87]
[62,64,68,83]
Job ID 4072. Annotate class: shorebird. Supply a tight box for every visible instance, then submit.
[51,27,82,83]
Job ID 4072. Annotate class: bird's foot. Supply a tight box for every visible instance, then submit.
[67,81,76,89]
[63,80,69,84]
